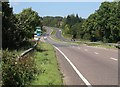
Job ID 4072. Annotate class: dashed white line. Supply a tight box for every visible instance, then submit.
[94,52,99,54]
[53,46,92,87]
[110,57,118,61]
[84,49,88,51]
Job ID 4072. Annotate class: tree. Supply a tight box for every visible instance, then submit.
[61,14,84,38]
[42,16,63,27]
[81,1,120,42]
[2,2,25,49]
[16,8,42,39]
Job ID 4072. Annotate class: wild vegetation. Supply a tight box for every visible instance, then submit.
[2,2,42,49]
[43,1,120,43]
[2,2,63,86]
[2,50,37,86]
[31,42,63,85]
[2,2,42,86]
[1,1,120,86]
[43,16,63,28]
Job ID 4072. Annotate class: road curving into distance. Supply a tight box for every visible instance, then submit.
[44,26,118,87]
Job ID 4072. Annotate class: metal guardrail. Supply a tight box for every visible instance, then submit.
[16,42,38,61]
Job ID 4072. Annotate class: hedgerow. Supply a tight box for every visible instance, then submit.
[2,50,37,87]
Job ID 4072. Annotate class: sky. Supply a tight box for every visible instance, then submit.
[9,1,112,18]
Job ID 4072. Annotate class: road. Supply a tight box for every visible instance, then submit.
[44,26,118,86]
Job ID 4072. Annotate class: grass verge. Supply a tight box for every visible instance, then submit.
[52,29,117,49]
[51,29,56,35]
[62,32,71,39]
[76,41,117,49]
[30,42,63,85]
[51,29,62,42]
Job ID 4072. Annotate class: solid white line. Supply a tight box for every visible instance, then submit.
[53,46,92,87]
[94,52,99,54]
[110,57,118,61]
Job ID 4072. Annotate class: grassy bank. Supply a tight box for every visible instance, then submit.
[51,28,56,36]
[30,42,63,85]
[62,30,117,49]
[62,31,71,39]
[51,29,61,42]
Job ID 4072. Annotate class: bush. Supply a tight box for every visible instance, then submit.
[2,50,37,87]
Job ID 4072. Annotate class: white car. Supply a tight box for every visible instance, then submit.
[44,36,47,40]
[34,35,39,41]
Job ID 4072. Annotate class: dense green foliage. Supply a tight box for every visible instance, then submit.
[16,8,42,39]
[61,14,84,38]
[2,2,41,86]
[62,2,120,43]
[2,2,24,49]
[0,2,2,49]
[43,16,63,28]
[2,50,37,87]
[80,2,120,42]
[2,2,42,49]
[43,2,120,43]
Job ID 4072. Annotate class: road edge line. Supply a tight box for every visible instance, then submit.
[53,45,92,87]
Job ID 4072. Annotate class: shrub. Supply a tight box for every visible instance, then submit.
[2,50,37,87]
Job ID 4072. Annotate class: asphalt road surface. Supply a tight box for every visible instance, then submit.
[44,26,118,87]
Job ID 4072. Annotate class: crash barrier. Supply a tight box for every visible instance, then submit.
[16,42,38,61]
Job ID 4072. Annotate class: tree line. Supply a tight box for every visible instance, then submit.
[43,16,63,28]
[2,2,42,49]
[43,1,120,43]
[2,1,120,50]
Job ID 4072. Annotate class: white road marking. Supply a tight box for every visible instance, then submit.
[50,29,53,35]
[49,36,54,41]
[72,46,75,47]
[53,46,92,87]
[110,57,118,61]
[94,52,99,54]
[84,49,88,51]
[59,30,61,32]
